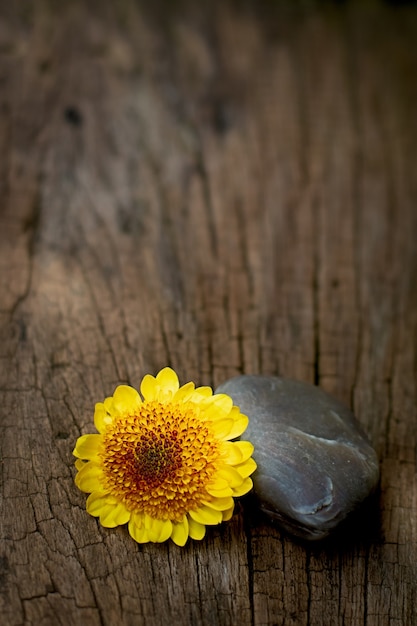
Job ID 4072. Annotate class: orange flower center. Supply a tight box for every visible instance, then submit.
[99,401,220,521]
[133,430,182,488]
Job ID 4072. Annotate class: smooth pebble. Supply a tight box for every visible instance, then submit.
[216,375,380,540]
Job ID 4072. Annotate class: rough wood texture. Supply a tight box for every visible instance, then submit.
[1,1,417,624]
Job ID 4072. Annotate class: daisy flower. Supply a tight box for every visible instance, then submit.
[73,367,256,546]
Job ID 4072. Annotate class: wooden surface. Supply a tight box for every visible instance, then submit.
[1,1,417,624]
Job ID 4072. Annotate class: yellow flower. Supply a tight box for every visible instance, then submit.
[73,367,256,546]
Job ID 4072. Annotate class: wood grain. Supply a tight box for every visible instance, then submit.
[1,1,417,624]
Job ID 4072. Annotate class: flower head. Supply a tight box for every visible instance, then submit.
[73,367,256,546]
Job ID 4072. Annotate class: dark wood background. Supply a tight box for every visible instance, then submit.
[1,1,417,624]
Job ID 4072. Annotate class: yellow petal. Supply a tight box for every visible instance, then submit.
[206,476,230,490]
[210,418,234,440]
[205,485,234,498]
[75,462,105,493]
[111,503,131,526]
[189,505,222,525]
[103,397,114,412]
[224,407,249,440]
[192,386,213,401]
[87,494,131,527]
[217,466,245,488]
[112,385,141,415]
[130,511,145,528]
[201,496,234,511]
[154,367,180,400]
[206,472,236,498]
[94,401,114,433]
[73,434,102,461]
[206,475,234,497]
[220,441,243,465]
[143,514,152,530]
[86,492,108,516]
[140,374,157,401]
[99,504,123,528]
[128,517,149,543]
[222,505,235,521]
[173,381,195,402]
[232,440,254,463]
[147,518,173,543]
[232,477,253,497]
[234,457,257,478]
[188,517,206,540]
[202,394,233,420]
[173,382,213,405]
[159,519,174,543]
[170,517,189,546]
[75,459,86,471]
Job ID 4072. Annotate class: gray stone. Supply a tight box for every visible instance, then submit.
[216,375,380,540]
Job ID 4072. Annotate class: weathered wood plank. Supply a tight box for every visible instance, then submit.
[1,1,417,624]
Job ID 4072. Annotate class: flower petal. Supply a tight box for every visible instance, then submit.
[87,494,131,527]
[189,505,223,525]
[159,519,174,543]
[201,496,234,511]
[130,511,144,528]
[173,381,195,402]
[202,394,234,420]
[94,400,114,432]
[221,441,244,465]
[75,462,105,493]
[147,518,173,543]
[232,477,253,497]
[75,459,87,471]
[112,385,141,415]
[140,374,157,401]
[217,466,246,488]
[86,492,108,516]
[224,407,249,440]
[231,441,254,463]
[73,434,101,461]
[191,386,213,402]
[141,369,180,402]
[222,506,234,521]
[188,517,206,541]
[206,476,230,491]
[234,457,257,478]
[128,515,149,543]
[170,517,189,546]
[103,397,114,413]
[206,476,234,497]
[111,503,131,526]
[155,367,180,399]
[205,485,234,498]
[99,504,124,528]
[210,418,234,440]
